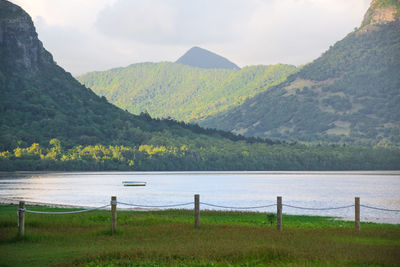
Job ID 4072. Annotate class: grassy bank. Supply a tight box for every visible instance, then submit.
[0,205,399,266]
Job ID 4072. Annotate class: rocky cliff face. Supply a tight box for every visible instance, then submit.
[360,0,400,32]
[0,0,53,73]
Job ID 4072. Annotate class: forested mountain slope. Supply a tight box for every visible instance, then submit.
[202,0,400,145]
[77,62,297,122]
[0,0,246,151]
[1,0,399,171]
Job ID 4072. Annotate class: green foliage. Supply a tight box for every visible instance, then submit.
[77,63,297,122]
[1,139,399,171]
[203,22,400,145]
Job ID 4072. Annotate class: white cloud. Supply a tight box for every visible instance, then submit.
[95,0,255,45]
[9,0,372,75]
[227,0,371,66]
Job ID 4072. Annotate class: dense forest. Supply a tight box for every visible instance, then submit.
[202,21,400,145]
[77,63,297,122]
[1,0,399,172]
[0,1,260,152]
[1,138,399,171]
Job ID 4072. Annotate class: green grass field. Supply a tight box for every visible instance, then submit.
[0,205,399,266]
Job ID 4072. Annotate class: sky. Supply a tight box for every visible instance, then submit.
[11,0,371,76]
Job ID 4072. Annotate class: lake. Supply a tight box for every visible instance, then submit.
[0,171,399,223]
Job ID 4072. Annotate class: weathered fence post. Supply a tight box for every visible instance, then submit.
[194,194,200,229]
[111,196,117,234]
[18,201,25,237]
[277,196,282,231]
[355,197,360,231]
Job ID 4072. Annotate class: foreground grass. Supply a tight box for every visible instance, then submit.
[0,205,399,266]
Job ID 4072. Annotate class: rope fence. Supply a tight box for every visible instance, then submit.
[200,202,276,210]
[360,204,400,212]
[12,195,400,237]
[282,204,355,211]
[21,204,111,215]
[117,201,194,208]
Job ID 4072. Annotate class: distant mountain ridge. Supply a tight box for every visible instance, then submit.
[176,46,240,70]
[77,62,297,122]
[201,0,400,145]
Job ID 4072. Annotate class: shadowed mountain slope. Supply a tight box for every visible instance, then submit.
[0,0,244,150]
[201,0,400,145]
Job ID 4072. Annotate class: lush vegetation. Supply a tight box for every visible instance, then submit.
[1,138,399,171]
[1,205,399,266]
[2,1,399,173]
[77,62,297,122]
[202,21,400,145]
[0,1,282,157]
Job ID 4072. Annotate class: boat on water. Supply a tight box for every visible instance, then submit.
[122,181,146,186]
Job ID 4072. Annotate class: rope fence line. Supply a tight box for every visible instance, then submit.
[282,204,355,211]
[21,204,111,215]
[360,204,400,212]
[13,195,400,237]
[200,202,276,210]
[117,201,194,208]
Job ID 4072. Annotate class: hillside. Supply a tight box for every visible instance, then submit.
[201,0,400,145]
[1,0,399,171]
[77,62,297,122]
[175,46,240,70]
[0,0,245,151]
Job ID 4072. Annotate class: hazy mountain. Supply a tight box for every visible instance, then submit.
[176,46,240,70]
[77,63,297,122]
[201,0,400,145]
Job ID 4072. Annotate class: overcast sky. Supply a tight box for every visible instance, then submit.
[11,0,371,76]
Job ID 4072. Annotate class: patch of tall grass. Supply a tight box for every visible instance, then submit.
[0,205,399,266]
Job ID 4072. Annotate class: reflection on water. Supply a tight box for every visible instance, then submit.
[0,171,399,223]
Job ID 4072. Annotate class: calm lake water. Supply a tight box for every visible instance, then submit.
[0,171,399,223]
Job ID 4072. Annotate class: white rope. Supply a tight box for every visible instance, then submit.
[282,204,355,211]
[117,201,194,208]
[200,202,276,210]
[23,204,111,214]
[361,204,400,212]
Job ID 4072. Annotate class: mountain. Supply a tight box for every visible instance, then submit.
[77,63,297,122]
[360,0,400,29]
[1,0,399,171]
[201,0,400,145]
[176,46,240,70]
[0,0,238,151]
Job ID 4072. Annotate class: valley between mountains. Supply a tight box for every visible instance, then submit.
[0,0,399,171]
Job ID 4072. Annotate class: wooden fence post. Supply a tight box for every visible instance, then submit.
[18,201,25,237]
[355,197,360,231]
[277,196,282,231]
[111,196,117,234]
[194,194,200,229]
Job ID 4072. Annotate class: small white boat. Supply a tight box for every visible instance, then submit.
[122,181,146,186]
